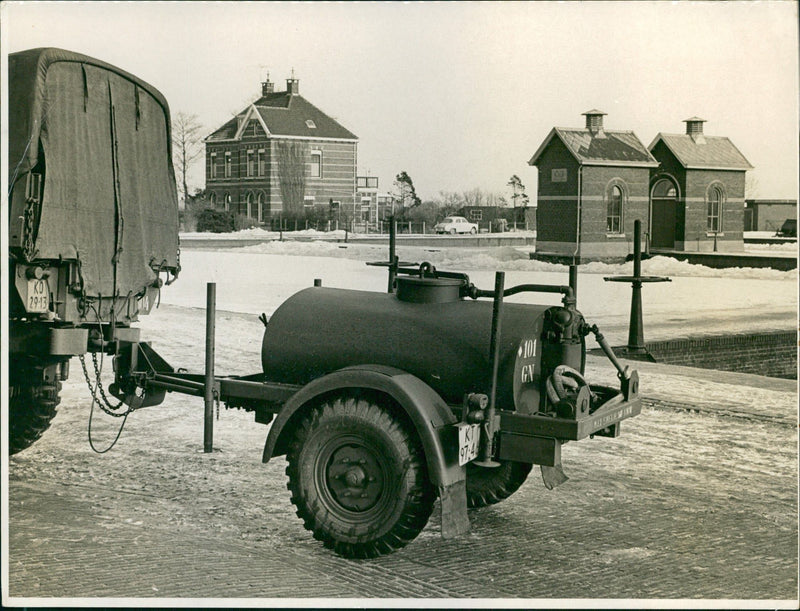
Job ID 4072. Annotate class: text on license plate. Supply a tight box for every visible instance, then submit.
[458,423,481,466]
[27,278,49,313]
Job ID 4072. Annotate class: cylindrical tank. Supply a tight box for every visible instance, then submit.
[261,280,584,414]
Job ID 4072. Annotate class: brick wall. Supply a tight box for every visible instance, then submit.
[647,330,798,379]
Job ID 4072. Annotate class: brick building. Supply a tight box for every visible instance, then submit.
[528,110,658,262]
[744,199,797,232]
[204,76,358,223]
[649,117,752,252]
[355,175,392,229]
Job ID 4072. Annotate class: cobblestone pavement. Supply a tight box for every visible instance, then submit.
[5,308,798,604]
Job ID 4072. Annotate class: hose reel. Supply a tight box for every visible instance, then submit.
[546,365,594,419]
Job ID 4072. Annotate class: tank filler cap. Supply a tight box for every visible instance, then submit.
[394,276,464,304]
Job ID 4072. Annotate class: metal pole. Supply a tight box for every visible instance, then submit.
[568,263,578,302]
[628,220,645,352]
[204,282,216,453]
[387,216,397,293]
[475,271,504,468]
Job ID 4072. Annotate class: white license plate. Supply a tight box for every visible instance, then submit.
[27,278,49,313]
[458,423,481,466]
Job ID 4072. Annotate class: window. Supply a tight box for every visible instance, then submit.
[607,184,623,233]
[258,149,266,176]
[357,176,379,189]
[652,179,676,198]
[305,119,317,129]
[469,209,483,221]
[224,152,232,178]
[224,193,232,211]
[209,192,217,207]
[247,150,255,177]
[245,192,254,217]
[304,195,315,208]
[257,192,266,222]
[707,184,724,232]
[308,151,322,178]
[210,153,218,179]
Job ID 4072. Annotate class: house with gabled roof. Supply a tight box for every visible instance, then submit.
[204,76,358,224]
[528,110,658,262]
[648,117,752,252]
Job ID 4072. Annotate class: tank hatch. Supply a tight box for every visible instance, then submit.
[394,276,464,303]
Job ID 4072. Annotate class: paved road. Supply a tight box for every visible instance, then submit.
[5,310,798,603]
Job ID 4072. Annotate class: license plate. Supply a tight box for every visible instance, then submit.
[458,423,481,466]
[27,278,49,313]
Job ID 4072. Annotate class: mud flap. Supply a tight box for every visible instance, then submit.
[439,480,470,539]
[540,463,569,490]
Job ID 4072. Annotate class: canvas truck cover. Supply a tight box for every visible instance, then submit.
[8,47,179,296]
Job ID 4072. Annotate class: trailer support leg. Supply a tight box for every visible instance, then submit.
[204,282,216,453]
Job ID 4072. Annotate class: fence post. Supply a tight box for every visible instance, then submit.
[204,283,216,453]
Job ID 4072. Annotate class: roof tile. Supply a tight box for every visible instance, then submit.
[206,91,357,141]
[557,128,657,165]
[652,134,752,169]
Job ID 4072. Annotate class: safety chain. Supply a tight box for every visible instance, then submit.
[79,353,136,417]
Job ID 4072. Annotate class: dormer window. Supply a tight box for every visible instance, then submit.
[305,119,317,129]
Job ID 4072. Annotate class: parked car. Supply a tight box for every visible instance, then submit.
[434,216,478,234]
[776,218,796,238]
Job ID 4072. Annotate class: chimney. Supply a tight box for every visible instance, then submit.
[286,77,299,95]
[684,116,706,143]
[582,109,607,138]
[261,77,274,96]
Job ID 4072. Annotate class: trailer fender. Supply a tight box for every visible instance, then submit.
[262,364,469,538]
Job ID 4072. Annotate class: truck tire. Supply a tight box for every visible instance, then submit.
[9,370,62,455]
[286,395,435,558]
[466,460,533,508]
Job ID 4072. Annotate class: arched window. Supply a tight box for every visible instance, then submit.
[652,179,677,198]
[209,192,217,207]
[606,181,626,234]
[707,184,724,232]
[246,192,255,218]
[224,193,232,211]
[257,192,266,222]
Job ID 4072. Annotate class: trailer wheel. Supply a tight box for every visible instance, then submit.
[286,395,435,558]
[466,460,533,508]
[9,366,62,455]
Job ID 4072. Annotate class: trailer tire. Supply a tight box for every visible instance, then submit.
[285,395,435,558]
[9,368,62,455]
[466,460,533,508]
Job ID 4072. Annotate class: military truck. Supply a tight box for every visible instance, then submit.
[7,48,180,453]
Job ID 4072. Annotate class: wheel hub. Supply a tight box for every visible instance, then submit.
[325,444,384,512]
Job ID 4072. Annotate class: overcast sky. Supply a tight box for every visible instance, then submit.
[3,1,798,201]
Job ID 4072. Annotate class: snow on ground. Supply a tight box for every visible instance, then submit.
[160,240,797,346]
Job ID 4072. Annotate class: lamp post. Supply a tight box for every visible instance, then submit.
[604,220,671,354]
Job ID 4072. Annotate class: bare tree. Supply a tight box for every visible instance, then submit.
[507,175,530,230]
[172,112,204,205]
[392,171,421,217]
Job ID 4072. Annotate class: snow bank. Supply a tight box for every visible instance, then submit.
[217,239,796,280]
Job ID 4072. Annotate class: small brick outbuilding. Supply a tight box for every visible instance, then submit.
[649,118,752,252]
[528,110,658,262]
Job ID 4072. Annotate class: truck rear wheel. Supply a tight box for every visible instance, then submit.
[9,366,62,455]
[466,460,533,508]
[285,395,435,558]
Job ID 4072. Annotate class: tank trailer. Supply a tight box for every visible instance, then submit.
[110,261,641,558]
